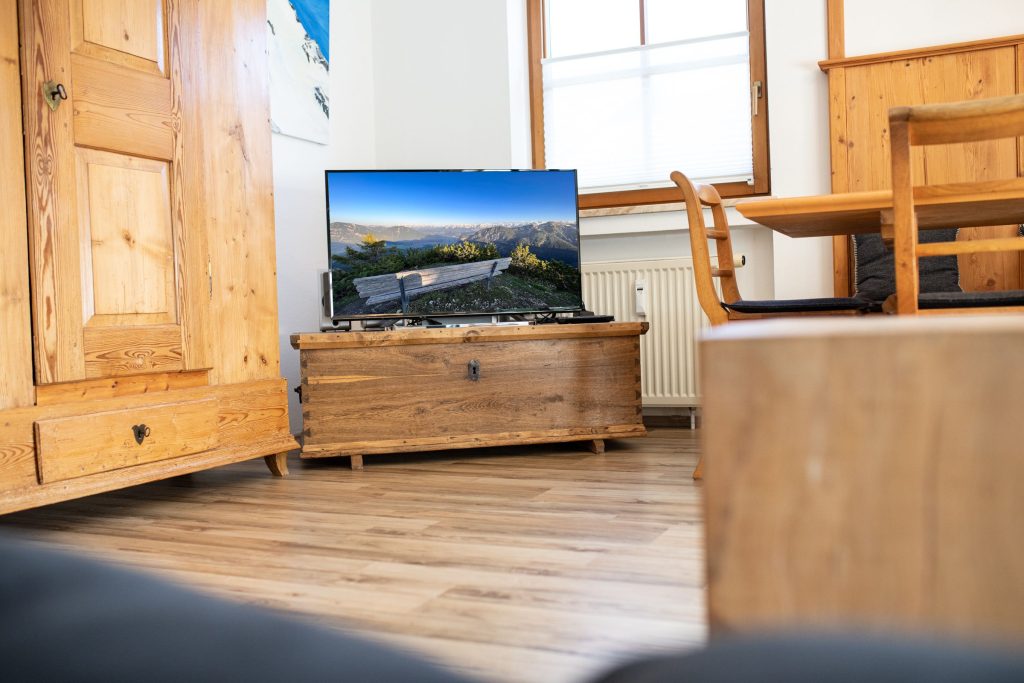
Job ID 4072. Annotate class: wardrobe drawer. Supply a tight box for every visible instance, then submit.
[35,398,219,483]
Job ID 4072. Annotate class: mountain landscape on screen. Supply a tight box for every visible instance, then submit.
[329,221,581,317]
[325,170,583,319]
[329,221,578,265]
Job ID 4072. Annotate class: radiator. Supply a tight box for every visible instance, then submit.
[582,258,710,407]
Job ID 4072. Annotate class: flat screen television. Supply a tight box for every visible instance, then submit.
[324,169,583,321]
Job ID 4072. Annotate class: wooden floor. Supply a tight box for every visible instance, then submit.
[0,428,705,682]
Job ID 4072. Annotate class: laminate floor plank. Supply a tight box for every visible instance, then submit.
[0,427,705,683]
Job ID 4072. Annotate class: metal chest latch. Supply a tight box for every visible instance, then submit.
[467,360,480,381]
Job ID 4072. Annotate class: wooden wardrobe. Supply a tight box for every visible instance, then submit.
[0,0,297,514]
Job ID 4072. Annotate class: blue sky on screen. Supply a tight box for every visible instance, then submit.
[291,0,329,61]
[327,171,579,226]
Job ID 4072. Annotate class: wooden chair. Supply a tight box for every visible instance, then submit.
[671,171,870,326]
[889,94,1024,315]
[671,171,870,480]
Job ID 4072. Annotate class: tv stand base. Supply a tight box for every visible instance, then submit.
[291,323,649,466]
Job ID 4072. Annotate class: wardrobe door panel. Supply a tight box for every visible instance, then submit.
[21,0,206,383]
[0,0,34,409]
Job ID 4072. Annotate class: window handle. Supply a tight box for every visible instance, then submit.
[751,80,763,117]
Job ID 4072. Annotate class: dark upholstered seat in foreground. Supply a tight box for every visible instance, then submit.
[2,533,1022,682]
[594,634,1024,683]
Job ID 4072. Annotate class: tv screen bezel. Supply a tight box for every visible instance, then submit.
[323,168,584,321]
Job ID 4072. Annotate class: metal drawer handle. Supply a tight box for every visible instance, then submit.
[132,424,151,445]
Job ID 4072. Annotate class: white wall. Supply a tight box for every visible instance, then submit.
[370,0,514,168]
[761,0,833,298]
[273,0,376,432]
[844,0,1024,55]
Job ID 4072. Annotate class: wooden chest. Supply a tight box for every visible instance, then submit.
[291,322,648,466]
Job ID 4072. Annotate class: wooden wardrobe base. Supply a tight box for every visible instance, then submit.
[0,378,298,515]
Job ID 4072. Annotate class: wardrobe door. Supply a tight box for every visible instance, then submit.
[21,0,208,383]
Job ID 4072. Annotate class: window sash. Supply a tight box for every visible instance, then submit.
[541,33,753,191]
[526,0,769,209]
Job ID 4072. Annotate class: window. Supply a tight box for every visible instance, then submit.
[527,0,769,209]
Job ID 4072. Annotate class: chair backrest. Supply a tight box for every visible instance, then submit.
[889,93,1024,314]
[670,170,741,326]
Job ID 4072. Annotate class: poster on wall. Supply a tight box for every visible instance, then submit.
[267,0,330,144]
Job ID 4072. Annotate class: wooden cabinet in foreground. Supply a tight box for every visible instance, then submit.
[0,0,296,514]
[291,323,649,468]
[702,316,1024,644]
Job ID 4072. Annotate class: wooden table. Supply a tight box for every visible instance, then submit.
[735,178,1024,238]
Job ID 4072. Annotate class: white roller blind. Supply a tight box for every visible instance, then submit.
[542,32,753,192]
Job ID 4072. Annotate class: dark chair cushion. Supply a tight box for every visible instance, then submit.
[854,229,961,303]
[919,289,1024,309]
[722,297,870,314]
[0,533,472,683]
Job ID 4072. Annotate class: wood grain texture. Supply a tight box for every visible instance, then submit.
[915,236,1024,257]
[302,427,648,459]
[0,0,35,409]
[0,428,703,683]
[83,324,183,378]
[890,93,1024,313]
[746,0,770,195]
[71,0,165,75]
[21,0,195,384]
[702,316,1024,644]
[915,51,1021,292]
[526,0,545,169]
[822,41,1022,295]
[890,118,919,314]
[1018,45,1024,180]
[826,0,843,60]
[74,147,175,322]
[70,53,173,160]
[4,0,294,512]
[299,328,646,461]
[293,322,650,350]
[179,0,281,384]
[80,0,162,64]
[671,172,739,325]
[0,378,296,507]
[166,0,210,373]
[35,397,218,483]
[35,369,208,406]
[819,33,1024,70]
[735,178,1024,238]
[263,452,288,477]
[21,0,87,383]
[827,66,851,296]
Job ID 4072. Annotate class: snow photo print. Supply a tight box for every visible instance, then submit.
[268,0,330,144]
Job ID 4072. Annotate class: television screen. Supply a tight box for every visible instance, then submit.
[325,169,583,320]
